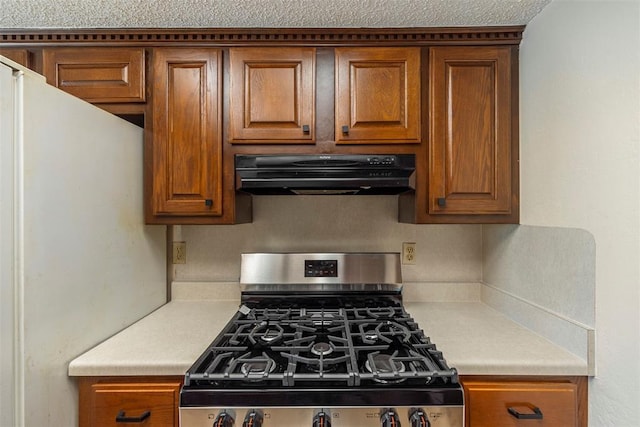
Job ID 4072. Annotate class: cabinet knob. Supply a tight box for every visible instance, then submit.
[205,199,213,207]
[341,125,349,134]
[437,197,446,207]
[302,124,310,134]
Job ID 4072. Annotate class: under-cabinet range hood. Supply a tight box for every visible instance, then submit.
[235,154,415,195]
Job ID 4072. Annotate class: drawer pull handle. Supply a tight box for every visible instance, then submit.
[116,410,151,423]
[508,406,543,420]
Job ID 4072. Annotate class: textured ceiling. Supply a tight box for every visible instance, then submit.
[0,0,551,29]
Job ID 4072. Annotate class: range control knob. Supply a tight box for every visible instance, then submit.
[242,410,263,427]
[381,409,402,427]
[409,409,430,427]
[313,410,332,427]
[214,411,234,427]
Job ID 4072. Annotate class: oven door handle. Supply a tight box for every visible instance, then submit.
[115,410,151,423]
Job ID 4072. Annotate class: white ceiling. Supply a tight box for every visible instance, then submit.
[0,0,551,29]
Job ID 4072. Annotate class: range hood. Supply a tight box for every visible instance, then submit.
[235,154,415,195]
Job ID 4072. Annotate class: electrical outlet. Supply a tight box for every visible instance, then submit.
[172,241,186,264]
[402,242,416,265]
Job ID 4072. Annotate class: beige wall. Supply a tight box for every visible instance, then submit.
[173,196,482,284]
[519,1,640,424]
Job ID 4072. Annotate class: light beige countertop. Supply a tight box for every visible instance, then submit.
[68,282,588,377]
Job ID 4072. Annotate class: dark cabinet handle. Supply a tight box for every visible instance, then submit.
[341,125,349,134]
[302,124,310,134]
[437,197,446,207]
[115,410,151,423]
[205,199,213,207]
[508,406,543,420]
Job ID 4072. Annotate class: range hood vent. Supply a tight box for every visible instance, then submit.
[235,154,415,195]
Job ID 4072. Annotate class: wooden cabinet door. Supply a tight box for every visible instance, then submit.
[463,380,579,427]
[0,48,31,68]
[429,46,514,215]
[42,47,145,103]
[80,378,181,427]
[149,48,223,217]
[335,47,421,144]
[229,47,315,144]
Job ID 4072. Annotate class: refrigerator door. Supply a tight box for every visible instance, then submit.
[0,57,167,427]
[0,58,18,427]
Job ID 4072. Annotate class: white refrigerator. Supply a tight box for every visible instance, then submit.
[0,57,167,426]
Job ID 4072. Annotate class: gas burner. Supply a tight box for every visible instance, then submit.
[310,342,334,356]
[249,321,284,344]
[374,320,411,343]
[364,352,407,384]
[237,353,277,381]
[358,325,380,344]
[365,306,396,319]
[240,360,277,377]
[300,308,343,326]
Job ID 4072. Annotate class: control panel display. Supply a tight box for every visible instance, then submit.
[305,260,338,277]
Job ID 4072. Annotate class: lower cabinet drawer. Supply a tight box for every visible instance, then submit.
[463,381,578,427]
[80,379,181,427]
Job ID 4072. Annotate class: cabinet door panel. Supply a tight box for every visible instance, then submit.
[151,48,222,216]
[89,382,180,427]
[0,48,31,68]
[42,47,145,103]
[429,46,512,215]
[229,47,315,143]
[463,381,578,427]
[335,47,420,144]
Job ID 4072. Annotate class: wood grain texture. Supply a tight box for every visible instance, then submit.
[461,376,587,427]
[335,47,421,144]
[229,47,315,143]
[149,48,223,217]
[0,48,31,67]
[78,377,181,427]
[42,47,145,103]
[429,46,512,215]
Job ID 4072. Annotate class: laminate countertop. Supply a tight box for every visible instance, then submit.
[68,282,588,377]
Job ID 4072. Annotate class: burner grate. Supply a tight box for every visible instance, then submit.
[184,296,458,388]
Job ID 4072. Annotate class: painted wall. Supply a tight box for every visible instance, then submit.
[174,196,482,284]
[519,1,640,424]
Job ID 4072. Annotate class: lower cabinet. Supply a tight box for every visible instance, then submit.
[78,376,182,427]
[461,376,587,427]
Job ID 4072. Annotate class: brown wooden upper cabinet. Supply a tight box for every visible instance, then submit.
[147,48,223,220]
[335,47,421,144]
[229,47,316,144]
[0,48,32,68]
[428,46,515,217]
[42,47,145,104]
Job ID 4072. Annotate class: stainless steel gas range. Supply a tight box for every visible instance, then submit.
[180,253,463,427]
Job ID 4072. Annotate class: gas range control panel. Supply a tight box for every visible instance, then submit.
[180,406,464,427]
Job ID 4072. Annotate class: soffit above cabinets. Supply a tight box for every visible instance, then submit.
[0,0,552,29]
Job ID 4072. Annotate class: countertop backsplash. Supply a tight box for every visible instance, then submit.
[173,196,483,283]
[168,198,595,371]
[482,224,596,373]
